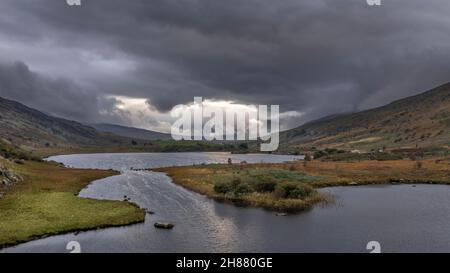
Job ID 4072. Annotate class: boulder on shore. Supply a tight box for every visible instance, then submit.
[0,164,23,199]
[0,165,23,186]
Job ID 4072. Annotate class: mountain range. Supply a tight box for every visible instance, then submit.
[0,96,168,153]
[0,82,449,154]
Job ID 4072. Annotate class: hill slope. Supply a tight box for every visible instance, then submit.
[0,96,231,156]
[91,123,171,141]
[0,96,126,150]
[283,83,450,151]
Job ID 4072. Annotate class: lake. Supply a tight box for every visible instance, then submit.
[3,152,450,253]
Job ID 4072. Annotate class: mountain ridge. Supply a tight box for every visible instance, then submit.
[282,82,450,151]
[91,123,171,141]
[0,96,128,150]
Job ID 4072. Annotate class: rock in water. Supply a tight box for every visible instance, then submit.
[154,222,174,229]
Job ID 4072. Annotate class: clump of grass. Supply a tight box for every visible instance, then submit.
[213,178,255,196]
[212,169,321,199]
[253,178,277,193]
[213,179,237,194]
[202,167,324,211]
[233,182,253,196]
[273,182,313,199]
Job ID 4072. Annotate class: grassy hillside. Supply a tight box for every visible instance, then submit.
[282,83,450,152]
[0,96,131,151]
[0,139,40,161]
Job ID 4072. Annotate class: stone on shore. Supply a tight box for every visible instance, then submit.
[154,222,174,229]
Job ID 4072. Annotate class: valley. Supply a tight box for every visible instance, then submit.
[0,82,449,251]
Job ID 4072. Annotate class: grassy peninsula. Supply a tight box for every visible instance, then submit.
[157,157,450,212]
[0,158,145,248]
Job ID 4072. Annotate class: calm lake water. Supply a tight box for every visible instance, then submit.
[3,152,450,253]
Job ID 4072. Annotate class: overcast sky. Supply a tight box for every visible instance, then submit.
[1,0,450,132]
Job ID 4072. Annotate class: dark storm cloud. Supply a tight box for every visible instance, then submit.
[1,0,450,128]
[0,61,121,122]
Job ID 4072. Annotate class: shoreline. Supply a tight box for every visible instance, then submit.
[0,211,144,250]
[3,154,449,249]
[0,160,146,249]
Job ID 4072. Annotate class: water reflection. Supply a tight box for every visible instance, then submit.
[3,153,450,253]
